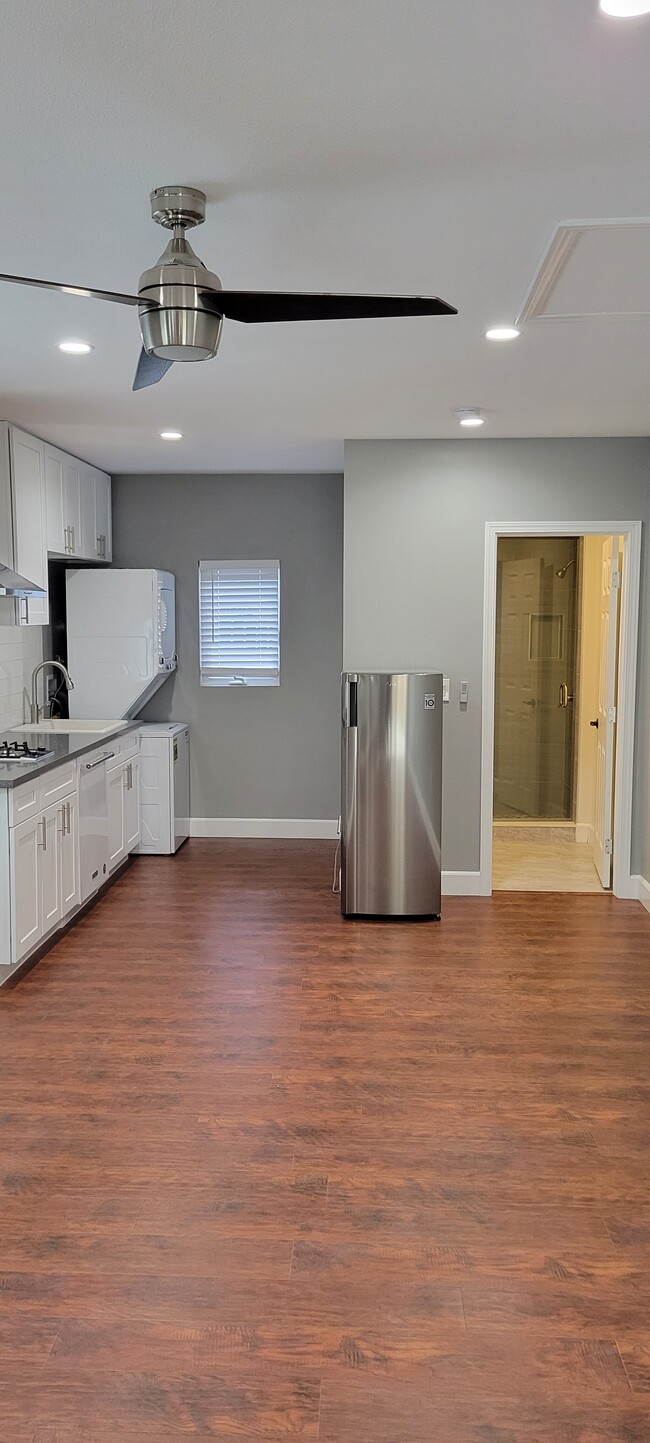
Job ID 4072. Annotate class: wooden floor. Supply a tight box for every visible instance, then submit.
[2,840,650,1442]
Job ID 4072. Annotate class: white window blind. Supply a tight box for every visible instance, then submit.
[199,560,280,686]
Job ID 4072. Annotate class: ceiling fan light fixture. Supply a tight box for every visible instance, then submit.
[600,0,650,13]
[160,430,183,440]
[58,339,93,355]
[455,407,485,427]
[485,325,520,341]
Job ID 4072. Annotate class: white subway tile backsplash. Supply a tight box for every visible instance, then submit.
[0,625,43,729]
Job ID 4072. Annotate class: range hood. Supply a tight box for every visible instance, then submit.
[0,561,46,596]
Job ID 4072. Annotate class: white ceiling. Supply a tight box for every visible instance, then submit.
[1,0,650,472]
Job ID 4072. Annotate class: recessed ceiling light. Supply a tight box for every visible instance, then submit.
[160,430,183,440]
[600,1,650,13]
[58,339,93,355]
[454,407,485,427]
[485,326,520,341]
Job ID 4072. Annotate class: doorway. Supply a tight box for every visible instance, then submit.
[480,522,641,899]
[492,534,621,892]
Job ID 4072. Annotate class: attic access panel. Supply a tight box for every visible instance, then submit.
[517,220,650,324]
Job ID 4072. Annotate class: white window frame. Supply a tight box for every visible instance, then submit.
[198,559,280,688]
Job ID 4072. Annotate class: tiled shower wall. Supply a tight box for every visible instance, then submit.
[0,624,42,729]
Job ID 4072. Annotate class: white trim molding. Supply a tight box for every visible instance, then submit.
[442,871,481,897]
[480,520,642,901]
[189,817,339,839]
[633,876,650,915]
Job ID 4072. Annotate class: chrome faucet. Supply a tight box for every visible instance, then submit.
[30,660,74,725]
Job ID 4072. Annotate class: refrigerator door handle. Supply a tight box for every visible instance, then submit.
[346,678,358,728]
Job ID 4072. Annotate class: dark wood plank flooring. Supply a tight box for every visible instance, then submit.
[2,839,650,1441]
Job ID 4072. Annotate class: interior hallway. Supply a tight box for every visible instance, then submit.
[493,826,603,892]
[2,840,650,1441]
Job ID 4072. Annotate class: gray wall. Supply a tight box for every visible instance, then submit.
[112,472,343,821]
[344,439,650,875]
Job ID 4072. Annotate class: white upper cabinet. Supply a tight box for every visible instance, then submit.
[95,469,112,562]
[45,444,112,563]
[9,427,49,626]
[80,464,112,562]
[45,445,82,558]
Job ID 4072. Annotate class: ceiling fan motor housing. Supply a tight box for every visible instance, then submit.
[138,188,223,361]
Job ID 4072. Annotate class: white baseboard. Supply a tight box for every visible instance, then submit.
[575,823,595,846]
[186,829,481,895]
[442,870,481,896]
[189,817,339,839]
[632,874,650,914]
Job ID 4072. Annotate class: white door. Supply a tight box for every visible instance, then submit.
[41,803,62,935]
[107,763,126,871]
[123,757,141,853]
[9,814,42,964]
[60,794,80,916]
[10,427,48,626]
[593,537,621,888]
[494,558,544,817]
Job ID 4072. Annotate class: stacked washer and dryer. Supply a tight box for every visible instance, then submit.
[66,568,190,854]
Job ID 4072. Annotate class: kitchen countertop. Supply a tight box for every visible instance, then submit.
[0,723,140,789]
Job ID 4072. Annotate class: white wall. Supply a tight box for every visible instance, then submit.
[0,624,42,730]
[344,438,650,875]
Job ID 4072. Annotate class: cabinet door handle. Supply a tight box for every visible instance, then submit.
[70,524,75,553]
[40,816,47,851]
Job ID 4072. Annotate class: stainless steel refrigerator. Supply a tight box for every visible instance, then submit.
[341,672,443,919]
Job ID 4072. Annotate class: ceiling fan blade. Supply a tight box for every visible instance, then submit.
[0,271,159,308]
[132,348,173,391]
[203,291,457,323]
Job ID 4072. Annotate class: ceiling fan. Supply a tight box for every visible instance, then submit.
[0,185,458,391]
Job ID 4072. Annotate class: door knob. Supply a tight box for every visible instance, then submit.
[590,719,599,728]
[558,683,574,708]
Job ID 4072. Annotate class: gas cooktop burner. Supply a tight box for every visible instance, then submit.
[0,740,55,764]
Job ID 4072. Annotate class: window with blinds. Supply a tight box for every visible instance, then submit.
[198,560,280,686]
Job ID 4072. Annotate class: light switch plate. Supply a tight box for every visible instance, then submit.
[443,677,450,703]
[460,681,469,709]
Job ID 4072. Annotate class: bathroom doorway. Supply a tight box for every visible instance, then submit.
[491,534,621,892]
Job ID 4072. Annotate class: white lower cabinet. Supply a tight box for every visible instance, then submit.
[60,794,79,917]
[10,794,78,966]
[3,743,139,975]
[124,757,140,854]
[107,762,126,872]
[10,814,42,964]
[107,756,140,872]
[41,803,63,935]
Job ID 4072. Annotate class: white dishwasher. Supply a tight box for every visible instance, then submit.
[78,743,114,900]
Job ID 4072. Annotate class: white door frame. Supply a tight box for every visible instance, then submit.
[480,520,642,899]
